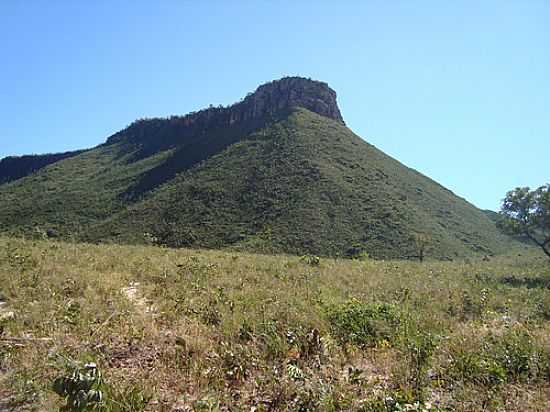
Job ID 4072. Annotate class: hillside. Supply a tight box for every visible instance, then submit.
[0,77,515,259]
[0,149,85,185]
[1,237,548,411]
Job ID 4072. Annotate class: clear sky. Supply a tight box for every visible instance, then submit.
[1,1,548,210]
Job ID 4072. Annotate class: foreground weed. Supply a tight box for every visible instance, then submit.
[53,363,103,411]
[52,361,150,412]
[325,299,401,347]
[402,330,440,399]
[361,387,446,412]
[448,327,548,385]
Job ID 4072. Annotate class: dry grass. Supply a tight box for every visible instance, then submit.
[0,237,548,411]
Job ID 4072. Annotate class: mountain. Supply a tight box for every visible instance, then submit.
[0,77,514,259]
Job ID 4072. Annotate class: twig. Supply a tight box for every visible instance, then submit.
[90,311,118,338]
[0,337,53,343]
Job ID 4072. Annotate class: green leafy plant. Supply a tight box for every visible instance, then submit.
[345,245,369,260]
[219,342,249,383]
[460,288,489,320]
[448,328,546,385]
[326,299,401,347]
[52,362,104,411]
[403,331,439,397]
[300,254,320,266]
[286,363,305,380]
[360,387,431,412]
[448,348,507,385]
[63,300,81,326]
[52,361,150,412]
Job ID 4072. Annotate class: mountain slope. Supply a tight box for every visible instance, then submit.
[0,77,514,258]
[86,108,511,258]
[0,143,172,237]
[0,149,85,185]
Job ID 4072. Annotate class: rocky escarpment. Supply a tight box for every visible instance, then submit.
[113,77,344,196]
[238,77,344,124]
[106,77,344,158]
[0,77,344,191]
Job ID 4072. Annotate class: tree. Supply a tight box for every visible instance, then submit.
[499,184,550,257]
[411,233,431,262]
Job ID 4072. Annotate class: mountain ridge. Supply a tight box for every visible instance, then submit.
[0,149,86,185]
[105,77,343,156]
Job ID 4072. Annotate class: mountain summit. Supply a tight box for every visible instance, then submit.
[112,77,344,147]
[105,77,344,159]
[241,77,344,123]
[0,77,514,259]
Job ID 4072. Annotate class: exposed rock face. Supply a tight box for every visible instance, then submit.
[106,77,344,153]
[236,77,344,124]
[101,77,345,195]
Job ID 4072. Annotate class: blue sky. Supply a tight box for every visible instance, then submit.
[1,1,548,210]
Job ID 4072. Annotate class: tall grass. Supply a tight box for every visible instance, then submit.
[0,236,548,411]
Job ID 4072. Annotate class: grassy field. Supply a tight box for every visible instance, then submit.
[0,237,549,411]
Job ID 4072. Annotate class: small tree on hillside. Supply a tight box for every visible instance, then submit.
[411,233,431,262]
[498,184,550,258]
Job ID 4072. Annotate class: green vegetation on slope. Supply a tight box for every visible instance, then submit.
[0,108,515,259]
[0,149,85,185]
[89,109,514,259]
[0,143,172,238]
[0,238,548,410]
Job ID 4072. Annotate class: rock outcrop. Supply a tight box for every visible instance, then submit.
[236,77,344,124]
[106,77,344,154]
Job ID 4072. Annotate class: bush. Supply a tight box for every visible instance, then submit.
[345,245,369,260]
[52,362,150,412]
[448,328,546,385]
[403,330,439,397]
[300,254,320,266]
[53,363,104,412]
[449,350,507,385]
[326,299,401,347]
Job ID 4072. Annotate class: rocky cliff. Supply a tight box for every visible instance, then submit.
[106,77,344,157]
[237,77,344,124]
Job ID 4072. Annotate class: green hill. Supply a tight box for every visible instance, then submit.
[0,149,85,185]
[0,77,514,259]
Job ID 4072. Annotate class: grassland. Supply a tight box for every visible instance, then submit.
[0,236,548,411]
